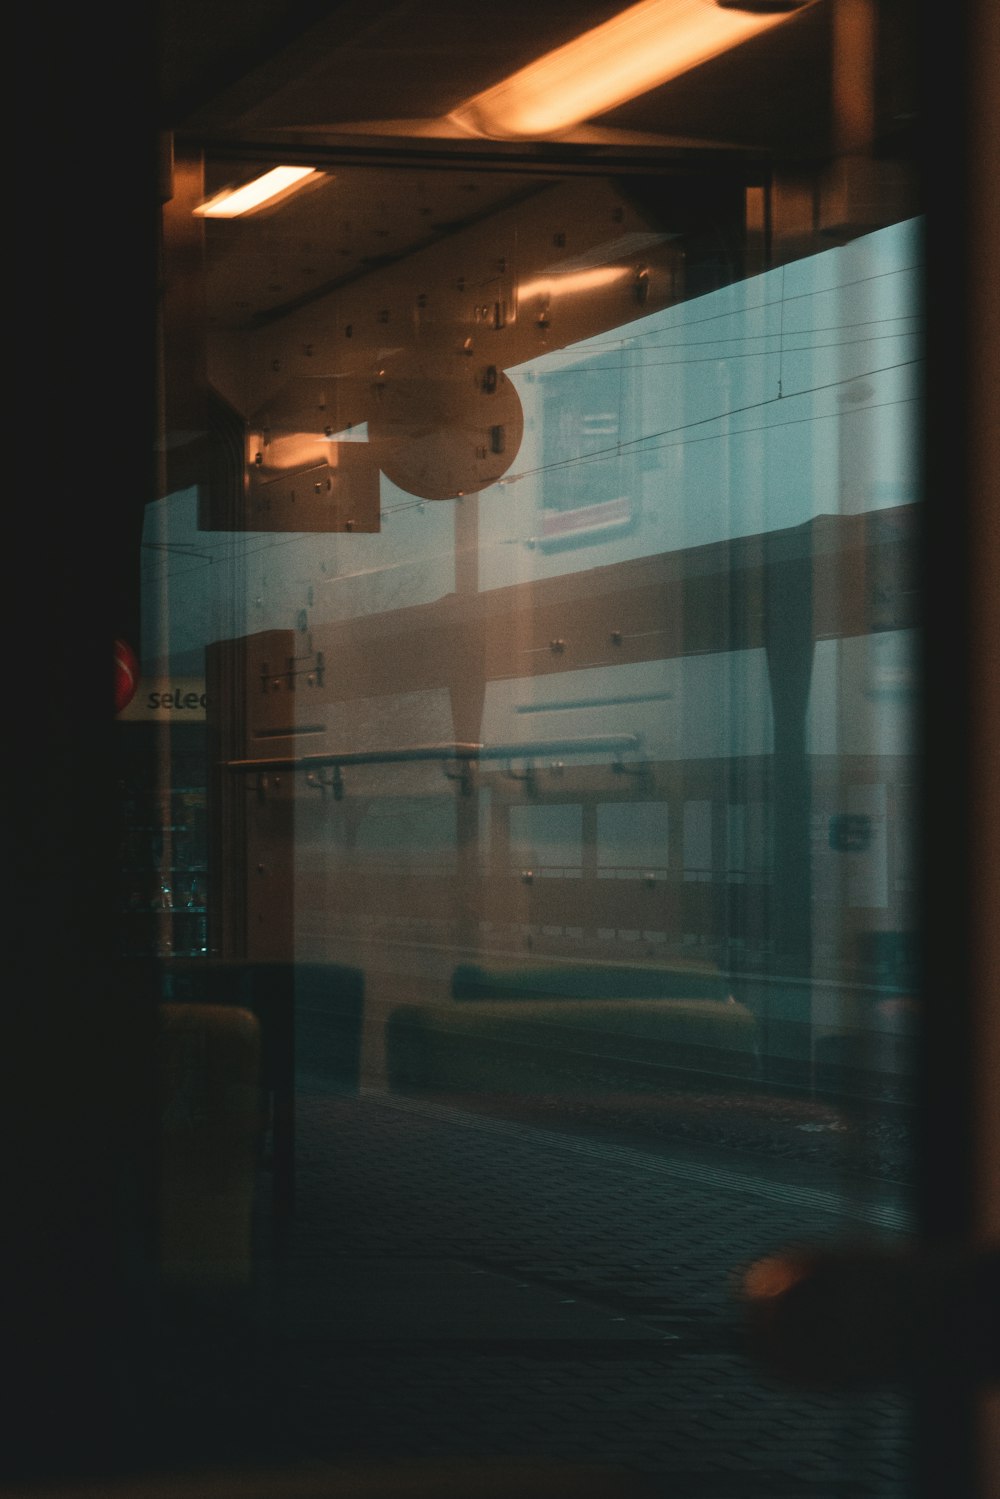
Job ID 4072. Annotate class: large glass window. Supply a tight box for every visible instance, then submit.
[134,137,923,1493]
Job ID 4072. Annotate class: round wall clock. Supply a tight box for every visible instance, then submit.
[367,349,524,501]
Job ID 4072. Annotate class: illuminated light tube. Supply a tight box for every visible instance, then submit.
[448,0,814,140]
[518,266,630,300]
[194,165,321,218]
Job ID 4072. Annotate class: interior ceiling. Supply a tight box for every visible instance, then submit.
[161,0,834,153]
[196,165,559,332]
[155,1,914,335]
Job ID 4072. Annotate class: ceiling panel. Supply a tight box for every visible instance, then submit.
[161,0,836,158]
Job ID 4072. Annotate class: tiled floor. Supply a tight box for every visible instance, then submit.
[144,1078,914,1497]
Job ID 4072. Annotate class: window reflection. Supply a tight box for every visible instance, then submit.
[136,205,925,1090]
[133,173,923,1495]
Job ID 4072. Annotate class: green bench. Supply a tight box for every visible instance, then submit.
[386,959,760,1095]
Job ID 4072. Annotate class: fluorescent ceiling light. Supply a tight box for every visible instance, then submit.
[518,267,631,300]
[449,0,815,140]
[193,166,322,218]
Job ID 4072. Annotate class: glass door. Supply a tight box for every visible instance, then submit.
[134,103,938,1490]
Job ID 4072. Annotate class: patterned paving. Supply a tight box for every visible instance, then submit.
[140,1079,914,1496]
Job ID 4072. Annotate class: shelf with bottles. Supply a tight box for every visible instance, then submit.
[114,721,210,958]
[118,903,209,950]
[121,872,209,912]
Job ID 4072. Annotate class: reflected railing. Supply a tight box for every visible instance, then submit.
[224,734,641,776]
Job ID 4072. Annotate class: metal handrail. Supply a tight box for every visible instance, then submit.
[223,734,641,774]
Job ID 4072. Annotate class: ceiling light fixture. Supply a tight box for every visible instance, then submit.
[448,0,816,140]
[193,165,322,219]
[518,267,631,300]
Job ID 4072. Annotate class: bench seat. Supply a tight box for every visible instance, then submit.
[387,961,759,1094]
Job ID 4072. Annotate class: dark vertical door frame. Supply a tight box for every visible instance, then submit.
[965,0,1000,1490]
[15,1,162,1483]
[916,0,999,1493]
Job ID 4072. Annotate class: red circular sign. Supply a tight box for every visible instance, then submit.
[114,638,139,713]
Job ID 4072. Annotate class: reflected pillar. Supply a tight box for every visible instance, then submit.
[763,528,815,978]
[451,494,486,953]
